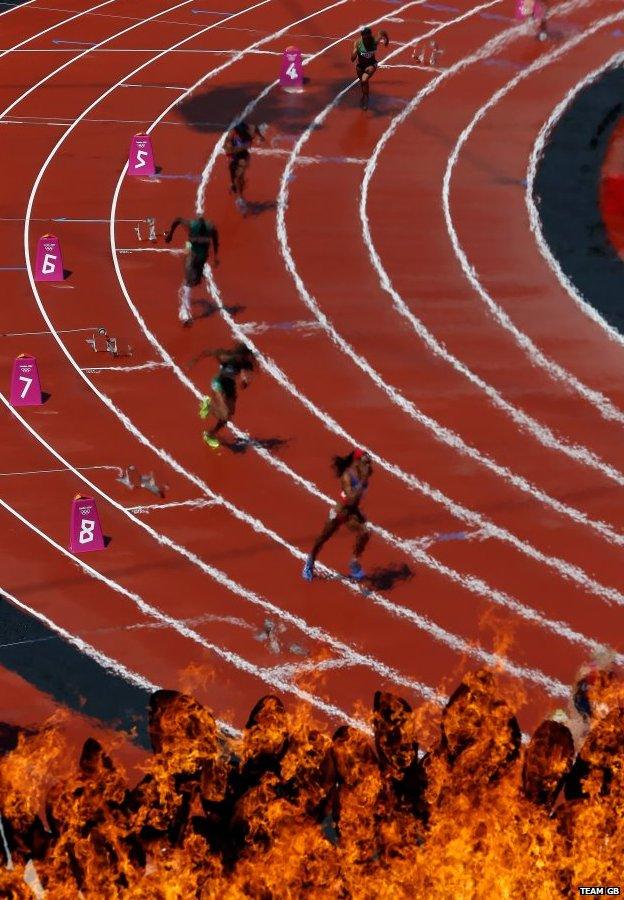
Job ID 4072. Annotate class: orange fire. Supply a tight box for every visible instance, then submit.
[0,664,622,897]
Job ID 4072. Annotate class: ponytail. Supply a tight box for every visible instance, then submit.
[332,452,355,477]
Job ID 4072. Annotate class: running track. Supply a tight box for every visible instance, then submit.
[1,0,623,740]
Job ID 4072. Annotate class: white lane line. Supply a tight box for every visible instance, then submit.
[361,19,624,517]
[0,0,36,19]
[117,247,184,253]
[277,6,624,550]
[444,12,624,425]
[103,2,614,685]
[254,146,367,164]
[0,0,119,62]
[192,1,624,606]
[83,361,168,373]
[0,585,157,691]
[527,52,624,351]
[1,326,102,335]
[127,498,217,513]
[0,491,371,729]
[0,464,121,477]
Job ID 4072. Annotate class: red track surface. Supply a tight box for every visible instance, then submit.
[1,0,623,741]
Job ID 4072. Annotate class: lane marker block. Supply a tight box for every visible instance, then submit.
[279,46,303,91]
[34,234,64,282]
[10,354,42,406]
[70,494,105,553]
[128,133,156,176]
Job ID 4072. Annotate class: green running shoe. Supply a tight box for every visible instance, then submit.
[199,396,212,419]
[202,431,220,449]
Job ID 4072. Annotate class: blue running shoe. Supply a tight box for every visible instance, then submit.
[302,556,314,582]
[349,560,365,581]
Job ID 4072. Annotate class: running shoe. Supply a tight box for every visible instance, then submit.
[202,431,220,449]
[199,396,212,419]
[302,556,315,582]
[349,560,366,581]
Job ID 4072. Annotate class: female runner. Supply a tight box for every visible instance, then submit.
[188,343,255,448]
[351,26,389,110]
[224,121,266,214]
[164,216,219,326]
[303,450,373,581]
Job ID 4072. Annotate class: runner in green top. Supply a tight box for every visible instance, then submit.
[351,26,389,110]
[164,216,219,326]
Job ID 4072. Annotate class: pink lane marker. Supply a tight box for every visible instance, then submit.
[9,354,43,406]
[34,234,64,282]
[515,0,535,18]
[279,46,304,91]
[128,133,156,176]
[69,494,105,553]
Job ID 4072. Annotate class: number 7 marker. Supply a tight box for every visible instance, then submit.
[10,354,43,407]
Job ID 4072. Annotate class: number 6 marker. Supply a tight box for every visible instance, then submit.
[34,234,64,282]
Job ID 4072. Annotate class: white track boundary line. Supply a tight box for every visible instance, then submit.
[104,2,624,665]
[194,1,624,604]
[444,11,624,425]
[277,6,624,552]
[362,21,624,498]
[527,51,624,350]
[0,491,371,729]
[0,581,242,737]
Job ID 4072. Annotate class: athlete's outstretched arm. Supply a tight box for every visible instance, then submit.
[163,217,190,242]
[350,39,359,62]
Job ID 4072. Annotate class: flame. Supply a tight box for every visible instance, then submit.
[0,666,622,896]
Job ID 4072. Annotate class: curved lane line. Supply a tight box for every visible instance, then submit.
[444,11,624,424]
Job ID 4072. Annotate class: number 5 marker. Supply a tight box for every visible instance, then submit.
[128,133,156,177]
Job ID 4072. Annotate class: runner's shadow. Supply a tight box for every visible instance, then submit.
[365,563,413,591]
[191,299,245,320]
[225,436,289,454]
[246,200,277,217]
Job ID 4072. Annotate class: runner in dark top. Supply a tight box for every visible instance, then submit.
[188,343,255,448]
[224,121,266,215]
[351,26,389,110]
[303,450,373,581]
[164,216,219,326]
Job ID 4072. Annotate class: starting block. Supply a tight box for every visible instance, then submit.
[85,328,132,358]
[117,465,166,498]
[10,354,43,407]
[412,40,443,66]
[70,494,105,553]
[134,217,158,242]
[279,46,304,92]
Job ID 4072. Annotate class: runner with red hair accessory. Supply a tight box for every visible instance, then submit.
[302,450,373,582]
